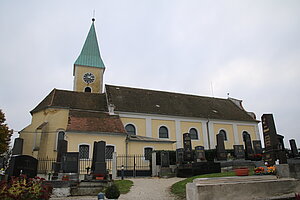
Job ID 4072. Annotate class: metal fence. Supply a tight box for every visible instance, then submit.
[37,158,112,175]
[116,154,151,177]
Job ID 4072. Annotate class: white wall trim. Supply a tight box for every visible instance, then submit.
[146,117,152,137]
[175,120,181,148]
[202,121,209,149]
[117,111,259,125]
[233,124,239,145]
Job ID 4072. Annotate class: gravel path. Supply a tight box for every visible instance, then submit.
[119,177,184,200]
[51,177,184,200]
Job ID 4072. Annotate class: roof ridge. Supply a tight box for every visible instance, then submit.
[105,84,228,101]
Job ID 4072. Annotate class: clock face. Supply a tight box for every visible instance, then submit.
[83,72,95,84]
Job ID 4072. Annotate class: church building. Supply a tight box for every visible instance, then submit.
[19,19,260,160]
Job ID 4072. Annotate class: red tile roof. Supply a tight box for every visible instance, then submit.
[66,110,126,134]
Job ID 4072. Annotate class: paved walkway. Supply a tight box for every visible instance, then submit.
[51,177,184,200]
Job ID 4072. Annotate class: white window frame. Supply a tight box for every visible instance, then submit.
[84,86,92,93]
[124,123,138,135]
[158,125,170,139]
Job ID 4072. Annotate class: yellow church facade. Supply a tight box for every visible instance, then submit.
[19,19,260,161]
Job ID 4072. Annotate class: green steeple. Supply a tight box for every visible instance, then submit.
[74,19,105,69]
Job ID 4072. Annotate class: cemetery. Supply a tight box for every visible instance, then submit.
[1,113,300,199]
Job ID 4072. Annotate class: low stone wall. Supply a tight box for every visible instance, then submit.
[186,176,300,200]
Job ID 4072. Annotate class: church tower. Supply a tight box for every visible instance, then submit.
[73,18,105,93]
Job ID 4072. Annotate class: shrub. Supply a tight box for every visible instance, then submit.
[105,183,120,199]
[0,175,52,200]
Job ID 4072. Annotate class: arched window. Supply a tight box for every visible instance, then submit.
[219,130,227,141]
[56,131,65,150]
[106,145,115,159]
[189,128,199,140]
[144,147,153,161]
[58,131,65,141]
[125,124,136,135]
[84,87,91,92]
[79,144,89,159]
[159,126,169,138]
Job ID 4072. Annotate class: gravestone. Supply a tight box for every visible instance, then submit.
[91,141,107,175]
[261,114,287,165]
[12,138,24,155]
[161,151,170,167]
[7,155,38,178]
[243,132,254,159]
[277,134,285,150]
[176,148,184,164]
[53,139,68,173]
[233,145,245,159]
[195,146,206,162]
[290,139,299,157]
[216,133,227,161]
[61,152,79,173]
[252,140,263,155]
[183,133,193,162]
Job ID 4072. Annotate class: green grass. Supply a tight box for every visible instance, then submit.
[171,172,236,199]
[114,180,134,194]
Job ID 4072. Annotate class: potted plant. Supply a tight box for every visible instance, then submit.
[105,184,120,199]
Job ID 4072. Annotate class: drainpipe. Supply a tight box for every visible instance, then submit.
[206,119,211,149]
[125,135,129,169]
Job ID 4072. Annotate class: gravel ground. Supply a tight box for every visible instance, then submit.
[51,177,184,200]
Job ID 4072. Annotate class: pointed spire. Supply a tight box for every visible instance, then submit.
[74,19,105,68]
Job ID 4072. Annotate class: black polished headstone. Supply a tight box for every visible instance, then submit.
[183,133,193,162]
[61,152,79,173]
[261,114,287,165]
[7,155,38,178]
[290,139,299,157]
[233,145,245,159]
[176,148,184,164]
[277,134,285,150]
[56,140,68,162]
[195,146,206,162]
[252,140,263,155]
[12,138,24,155]
[243,132,254,159]
[91,141,107,175]
[262,114,279,151]
[161,151,170,167]
[216,134,227,161]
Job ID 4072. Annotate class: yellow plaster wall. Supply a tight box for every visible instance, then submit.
[128,142,174,155]
[180,121,205,147]
[213,123,234,149]
[120,117,146,137]
[19,108,69,159]
[237,125,257,142]
[74,66,104,93]
[67,133,127,156]
[152,119,176,140]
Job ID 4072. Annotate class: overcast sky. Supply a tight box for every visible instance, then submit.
[1,1,299,148]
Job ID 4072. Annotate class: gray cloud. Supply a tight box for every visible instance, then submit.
[1,0,299,148]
